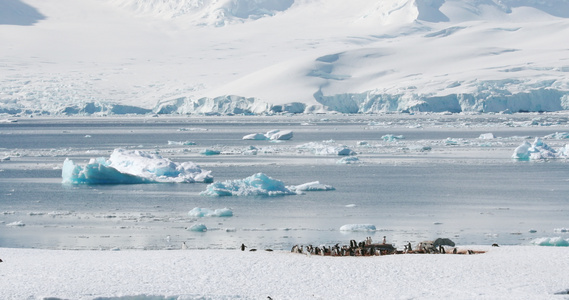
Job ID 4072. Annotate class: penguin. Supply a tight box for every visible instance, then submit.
[453,247,457,254]
[182,242,188,250]
[249,249,257,252]
[492,243,499,247]
[0,258,3,262]
[241,243,247,251]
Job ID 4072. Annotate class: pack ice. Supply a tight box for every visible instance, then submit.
[62,148,213,184]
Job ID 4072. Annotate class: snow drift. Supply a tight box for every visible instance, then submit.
[2,0,569,115]
[62,148,213,184]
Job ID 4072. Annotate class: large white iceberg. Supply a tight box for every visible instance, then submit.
[62,148,213,184]
[200,173,335,197]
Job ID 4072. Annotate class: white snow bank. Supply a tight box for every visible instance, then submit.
[188,207,233,218]
[339,224,376,232]
[1,246,569,299]
[242,130,293,140]
[62,149,213,184]
[200,173,334,197]
[512,137,560,160]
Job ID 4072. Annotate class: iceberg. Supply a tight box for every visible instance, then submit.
[291,181,335,192]
[337,156,360,164]
[188,207,233,218]
[242,130,293,141]
[200,173,335,197]
[339,224,376,232]
[512,138,558,161]
[532,237,569,247]
[200,149,221,156]
[62,148,213,184]
[188,224,208,232]
[200,173,298,197]
[297,142,356,156]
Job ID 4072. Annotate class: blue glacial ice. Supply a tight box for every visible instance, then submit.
[188,223,208,232]
[532,237,569,247]
[188,207,233,217]
[62,148,213,184]
[200,173,335,197]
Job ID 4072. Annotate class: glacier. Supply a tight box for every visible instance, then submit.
[2,0,569,116]
[62,148,213,184]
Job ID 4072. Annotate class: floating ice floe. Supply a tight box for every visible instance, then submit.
[297,142,356,156]
[382,134,405,142]
[545,132,569,139]
[188,207,233,218]
[188,224,208,232]
[512,138,559,161]
[292,181,335,192]
[337,156,360,164]
[339,224,376,232]
[168,141,197,145]
[479,133,495,139]
[62,148,213,184]
[200,173,334,197]
[200,149,221,156]
[242,129,293,140]
[532,237,569,247]
[6,221,25,227]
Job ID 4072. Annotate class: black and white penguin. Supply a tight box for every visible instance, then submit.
[241,243,247,251]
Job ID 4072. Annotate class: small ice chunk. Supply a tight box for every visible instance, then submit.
[337,156,360,164]
[242,133,268,140]
[188,224,208,232]
[382,134,405,142]
[532,237,569,247]
[6,221,25,227]
[188,207,233,218]
[268,130,293,140]
[479,133,495,139]
[200,149,221,156]
[339,224,376,232]
[291,181,335,192]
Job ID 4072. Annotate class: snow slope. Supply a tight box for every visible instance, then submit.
[1,0,569,115]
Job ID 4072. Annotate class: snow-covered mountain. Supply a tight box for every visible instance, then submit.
[1,0,569,115]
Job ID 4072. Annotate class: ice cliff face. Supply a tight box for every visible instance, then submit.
[1,0,569,116]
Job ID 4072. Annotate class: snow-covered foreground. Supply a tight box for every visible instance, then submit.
[1,246,568,299]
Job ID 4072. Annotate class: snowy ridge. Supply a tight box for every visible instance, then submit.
[1,0,569,115]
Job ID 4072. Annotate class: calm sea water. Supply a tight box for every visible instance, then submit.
[1,115,568,250]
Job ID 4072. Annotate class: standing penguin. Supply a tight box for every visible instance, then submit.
[241,243,247,251]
